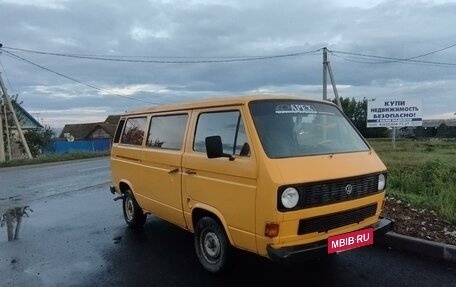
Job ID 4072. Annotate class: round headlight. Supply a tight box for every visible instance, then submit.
[281,187,299,209]
[378,174,386,190]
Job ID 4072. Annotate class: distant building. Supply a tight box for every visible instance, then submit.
[52,115,120,153]
[104,115,121,125]
[59,115,120,140]
[11,100,44,130]
[422,118,456,128]
[397,118,456,138]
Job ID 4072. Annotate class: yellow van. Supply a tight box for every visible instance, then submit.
[109,94,393,273]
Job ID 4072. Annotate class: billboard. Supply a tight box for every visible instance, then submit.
[367,99,422,128]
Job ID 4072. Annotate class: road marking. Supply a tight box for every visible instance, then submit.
[78,166,107,172]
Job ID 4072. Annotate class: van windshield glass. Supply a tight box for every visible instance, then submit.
[249,100,369,158]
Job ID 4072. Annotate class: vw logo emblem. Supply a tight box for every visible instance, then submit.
[345,184,353,195]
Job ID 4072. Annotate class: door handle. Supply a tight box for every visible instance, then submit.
[168,168,179,174]
[184,169,196,175]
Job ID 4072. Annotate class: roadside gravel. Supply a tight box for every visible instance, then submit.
[382,196,456,246]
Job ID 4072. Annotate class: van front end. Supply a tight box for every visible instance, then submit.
[265,174,393,263]
[254,153,394,263]
[247,99,394,263]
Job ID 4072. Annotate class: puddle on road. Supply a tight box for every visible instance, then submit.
[0,206,33,241]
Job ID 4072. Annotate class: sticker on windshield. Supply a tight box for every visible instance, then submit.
[275,104,317,114]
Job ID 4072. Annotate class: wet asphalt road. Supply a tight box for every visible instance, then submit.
[1,157,456,287]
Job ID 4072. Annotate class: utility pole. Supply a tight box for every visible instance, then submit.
[322,47,342,109]
[323,47,328,101]
[0,97,5,162]
[0,42,6,162]
[0,72,33,159]
[3,103,12,159]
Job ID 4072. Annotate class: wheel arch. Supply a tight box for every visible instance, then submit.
[118,180,134,194]
[191,205,234,246]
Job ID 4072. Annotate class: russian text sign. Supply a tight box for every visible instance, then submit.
[367,99,422,128]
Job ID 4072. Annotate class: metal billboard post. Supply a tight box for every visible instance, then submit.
[392,127,396,150]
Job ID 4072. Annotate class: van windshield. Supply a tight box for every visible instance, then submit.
[249,100,370,158]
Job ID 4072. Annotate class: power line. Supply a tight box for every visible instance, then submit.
[2,47,277,59]
[1,50,160,104]
[0,56,16,94]
[329,48,456,67]
[328,52,387,64]
[1,46,321,64]
[332,42,456,65]
[328,52,455,69]
[3,42,456,105]
[3,43,456,67]
[408,42,456,59]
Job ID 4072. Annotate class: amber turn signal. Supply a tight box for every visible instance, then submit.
[265,223,279,238]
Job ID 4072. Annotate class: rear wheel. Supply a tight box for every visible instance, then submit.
[194,216,231,273]
[122,189,146,228]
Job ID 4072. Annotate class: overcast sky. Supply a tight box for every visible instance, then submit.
[1,0,456,127]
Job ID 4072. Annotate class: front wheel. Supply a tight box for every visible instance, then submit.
[122,189,146,229]
[194,217,232,273]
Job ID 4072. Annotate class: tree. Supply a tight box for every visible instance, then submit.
[414,126,437,138]
[333,97,388,138]
[436,123,456,138]
[23,126,54,157]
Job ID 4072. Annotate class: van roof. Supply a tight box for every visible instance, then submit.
[123,94,329,116]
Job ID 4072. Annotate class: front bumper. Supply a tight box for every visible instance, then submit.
[267,217,393,264]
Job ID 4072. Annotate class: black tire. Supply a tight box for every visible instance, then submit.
[194,216,232,273]
[122,189,146,229]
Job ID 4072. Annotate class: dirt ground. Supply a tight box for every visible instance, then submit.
[381,196,456,246]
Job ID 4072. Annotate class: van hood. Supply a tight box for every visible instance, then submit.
[268,151,386,185]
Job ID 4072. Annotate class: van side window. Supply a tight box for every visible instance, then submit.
[194,111,250,156]
[113,119,125,143]
[147,114,188,150]
[121,117,147,146]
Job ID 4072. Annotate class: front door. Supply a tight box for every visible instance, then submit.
[182,107,257,252]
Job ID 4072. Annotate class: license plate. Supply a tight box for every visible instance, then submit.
[328,228,373,254]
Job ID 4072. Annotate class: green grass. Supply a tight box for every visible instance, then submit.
[368,138,456,223]
[0,151,110,168]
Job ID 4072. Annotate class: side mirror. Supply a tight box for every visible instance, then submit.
[205,136,234,161]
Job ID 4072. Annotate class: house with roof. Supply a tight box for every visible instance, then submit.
[398,118,456,138]
[11,100,44,130]
[52,115,120,153]
[422,118,456,128]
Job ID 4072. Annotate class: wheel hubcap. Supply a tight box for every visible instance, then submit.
[203,232,221,262]
[125,198,134,221]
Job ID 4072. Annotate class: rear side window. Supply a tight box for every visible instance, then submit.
[194,111,250,156]
[121,117,147,146]
[147,114,188,150]
[113,119,125,143]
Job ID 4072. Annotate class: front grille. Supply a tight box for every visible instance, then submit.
[278,173,382,211]
[297,203,377,235]
[301,174,380,208]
